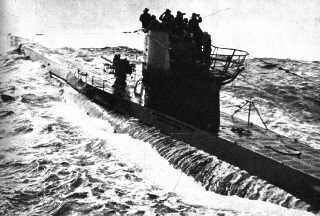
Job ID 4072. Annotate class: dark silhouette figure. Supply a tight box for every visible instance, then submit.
[188,13,203,58]
[174,11,186,36]
[112,54,120,67]
[188,13,203,34]
[183,18,189,31]
[159,9,175,32]
[112,54,133,88]
[147,15,160,31]
[139,8,152,30]
[202,32,212,66]
[175,11,185,27]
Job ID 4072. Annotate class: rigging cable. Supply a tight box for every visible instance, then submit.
[256,59,320,104]
[258,59,320,87]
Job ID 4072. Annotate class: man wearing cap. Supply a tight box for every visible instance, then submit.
[139,8,152,30]
[188,13,203,57]
[188,13,203,34]
[174,11,186,36]
[159,9,175,32]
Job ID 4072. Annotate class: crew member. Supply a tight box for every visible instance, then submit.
[159,9,174,32]
[147,15,160,31]
[182,18,189,32]
[112,54,120,67]
[202,32,212,66]
[188,13,203,57]
[112,54,132,88]
[188,13,203,34]
[174,11,186,36]
[139,8,152,31]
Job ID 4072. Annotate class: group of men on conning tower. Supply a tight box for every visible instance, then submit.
[139,8,212,67]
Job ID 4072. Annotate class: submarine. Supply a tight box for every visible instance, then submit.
[11,10,320,210]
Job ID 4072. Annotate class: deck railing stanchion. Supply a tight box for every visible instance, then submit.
[210,44,249,84]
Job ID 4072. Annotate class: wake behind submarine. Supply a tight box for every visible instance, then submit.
[18,8,320,210]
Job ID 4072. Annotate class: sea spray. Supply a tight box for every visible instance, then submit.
[61,85,314,211]
[1,52,315,215]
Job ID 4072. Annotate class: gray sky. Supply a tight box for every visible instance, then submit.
[1,0,320,60]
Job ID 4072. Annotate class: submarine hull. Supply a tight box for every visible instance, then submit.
[22,44,320,210]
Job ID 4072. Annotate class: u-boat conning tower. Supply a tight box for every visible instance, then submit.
[142,29,249,132]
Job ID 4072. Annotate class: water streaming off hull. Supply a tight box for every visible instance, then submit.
[61,83,313,212]
[0,53,316,215]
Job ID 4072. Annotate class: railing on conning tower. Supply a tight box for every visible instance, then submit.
[210,45,249,85]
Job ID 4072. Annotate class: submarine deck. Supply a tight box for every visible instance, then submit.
[22,43,320,208]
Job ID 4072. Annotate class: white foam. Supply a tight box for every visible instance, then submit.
[48,86,314,216]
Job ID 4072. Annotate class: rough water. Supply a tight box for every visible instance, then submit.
[0,50,318,216]
[221,58,320,149]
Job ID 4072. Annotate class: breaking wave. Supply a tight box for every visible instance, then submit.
[0,52,316,215]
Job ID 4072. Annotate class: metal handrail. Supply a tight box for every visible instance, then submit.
[211,45,249,56]
[76,70,109,92]
[210,44,249,85]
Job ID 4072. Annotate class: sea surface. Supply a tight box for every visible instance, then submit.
[221,58,320,149]
[0,47,319,215]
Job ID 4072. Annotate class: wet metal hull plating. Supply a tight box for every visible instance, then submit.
[22,44,320,210]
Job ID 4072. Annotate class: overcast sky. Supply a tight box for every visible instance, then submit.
[1,0,320,60]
